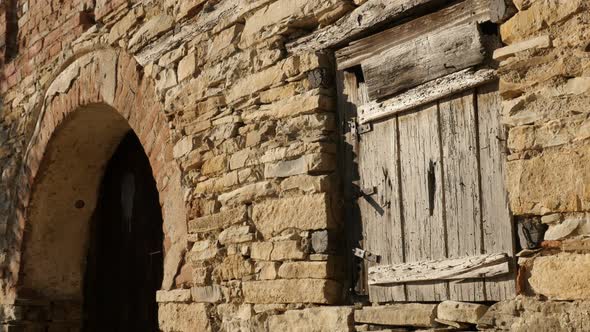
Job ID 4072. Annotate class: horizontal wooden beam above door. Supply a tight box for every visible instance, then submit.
[336,0,506,70]
[362,21,485,101]
[368,253,510,286]
[358,68,496,124]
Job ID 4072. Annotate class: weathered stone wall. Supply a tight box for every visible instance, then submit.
[2,0,590,331]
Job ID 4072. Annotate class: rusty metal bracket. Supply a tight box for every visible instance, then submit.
[353,248,381,263]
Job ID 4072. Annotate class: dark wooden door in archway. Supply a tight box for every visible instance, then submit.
[83,131,164,331]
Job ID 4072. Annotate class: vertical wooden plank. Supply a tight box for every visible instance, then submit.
[439,90,485,301]
[477,83,516,301]
[358,83,406,302]
[398,103,448,301]
[336,70,364,295]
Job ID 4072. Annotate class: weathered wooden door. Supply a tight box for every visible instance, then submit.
[336,0,515,303]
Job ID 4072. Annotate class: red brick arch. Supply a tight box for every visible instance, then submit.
[10,48,187,301]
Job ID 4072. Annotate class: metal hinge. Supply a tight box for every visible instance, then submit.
[353,248,381,263]
[347,118,373,140]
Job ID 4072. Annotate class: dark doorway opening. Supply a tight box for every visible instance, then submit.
[83,131,164,331]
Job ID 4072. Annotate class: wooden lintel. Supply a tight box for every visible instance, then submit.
[286,0,446,54]
[336,0,506,70]
[358,68,496,124]
[368,253,510,285]
[362,22,485,101]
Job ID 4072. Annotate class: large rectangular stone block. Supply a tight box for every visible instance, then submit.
[506,143,590,215]
[528,252,590,300]
[354,304,437,327]
[252,193,335,238]
[158,303,211,332]
[268,307,354,332]
[243,279,341,304]
[188,206,247,233]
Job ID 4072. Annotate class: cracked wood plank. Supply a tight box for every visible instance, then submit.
[358,68,496,124]
[369,253,509,285]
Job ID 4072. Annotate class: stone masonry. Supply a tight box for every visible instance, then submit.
[1,0,590,331]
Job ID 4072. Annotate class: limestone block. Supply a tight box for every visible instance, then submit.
[500,0,584,44]
[107,6,145,44]
[354,304,437,327]
[243,91,335,123]
[267,306,354,332]
[218,181,276,206]
[208,24,243,59]
[213,255,254,281]
[311,230,329,253]
[493,35,551,61]
[252,193,334,238]
[544,219,579,240]
[437,301,488,324]
[156,289,191,303]
[173,136,194,158]
[280,174,330,194]
[191,285,224,303]
[219,225,254,245]
[477,296,590,331]
[242,279,342,304]
[159,303,210,331]
[178,53,196,82]
[277,261,337,279]
[506,142,590,215]
[529,253,590,300]
[255,261,280,280]
[227,63,287,102]
[128,15,174,51]
[264,153,335,179]
[250,240,306,261]
[176,0,207,21]
[240,0,343,46]
[188,206,247,233]
[188,241,218,262]
[201,154,227,175]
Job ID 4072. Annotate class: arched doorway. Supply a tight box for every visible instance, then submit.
[83,131,163,331]
[11,49,188,331]
[20,105,164,330]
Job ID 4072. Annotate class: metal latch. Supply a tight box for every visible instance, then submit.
[355,186,377,198]
[353,248,381,263]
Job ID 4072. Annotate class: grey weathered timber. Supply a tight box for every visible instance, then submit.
[368,253,509,285]
[362,22,485,100]
[358,110,406,302]
[439,90,485,301]
[398,103,448,301]
[336,0,506,70]
[358,68,495,124]
[477,83,516,300]
[286,0,447,54]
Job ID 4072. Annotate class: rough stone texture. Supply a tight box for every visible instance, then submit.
[478,296,590,331]
[242,279,342,304]
[354,304,437,327]
[277,261,340,279]
[252,194,335,238]
[158,303,211,332]
[437,301,488,324]
[528,253,590,300]
[268,307,354,332]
